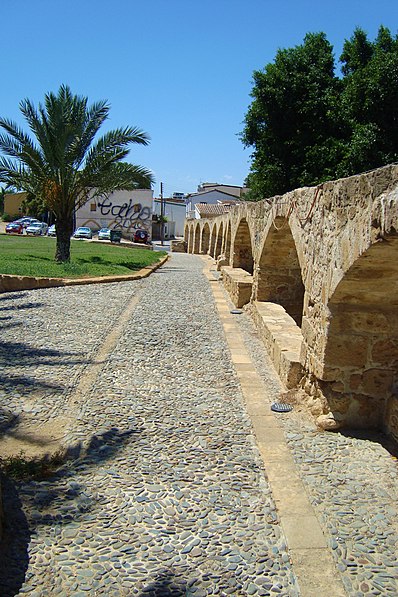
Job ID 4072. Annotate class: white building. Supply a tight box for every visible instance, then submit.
[75,189,153,240]
[186,188,242,219]
[152,195,186,238]
[196,183,250,198]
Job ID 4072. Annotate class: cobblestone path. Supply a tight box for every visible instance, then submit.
[0,253,397,596]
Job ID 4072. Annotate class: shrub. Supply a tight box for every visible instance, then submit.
[2,213,19,222]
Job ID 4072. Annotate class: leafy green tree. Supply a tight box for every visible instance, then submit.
[340,27,373,75]
[340,26,398,173]
[242,33,346,198]
[242,26,398,200]
[20,192,48,219]
[0,85,154,261]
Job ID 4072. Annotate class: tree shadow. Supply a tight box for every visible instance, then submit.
[0,373,64,395]
[0,302,45,312]
[0,293,28,302]
[139,570,187,596]
[119,261,145,271]
[0,321,23,331]
[0,425,142,596]
[0,475,31,597]
[0,340,91,368]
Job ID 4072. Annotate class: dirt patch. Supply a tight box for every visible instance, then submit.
[0,415,69,460]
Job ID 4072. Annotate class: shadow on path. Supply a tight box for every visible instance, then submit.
[139,570,188,596]
[0,425,142,595]
[0,475,30,597]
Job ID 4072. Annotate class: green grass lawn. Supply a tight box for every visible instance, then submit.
[0,235,167,278]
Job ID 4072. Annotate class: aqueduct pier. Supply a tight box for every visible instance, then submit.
[183,164,398,443]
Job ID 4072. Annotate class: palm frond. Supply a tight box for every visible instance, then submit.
[0,117,36,148]
[0,134,23,158]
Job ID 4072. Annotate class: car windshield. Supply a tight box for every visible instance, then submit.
[30,223,41,227]
[79,228,90,232]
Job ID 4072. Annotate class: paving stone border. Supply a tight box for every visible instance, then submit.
[0,255,168,293]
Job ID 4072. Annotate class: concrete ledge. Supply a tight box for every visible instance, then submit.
[221,265,253,308]
[251,300,303,388]
[0,255,168,294]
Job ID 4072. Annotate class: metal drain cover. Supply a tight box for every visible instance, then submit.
[271,402,293,413]
[230,309,243,315]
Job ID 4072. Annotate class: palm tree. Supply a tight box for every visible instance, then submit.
[0,85,154,262]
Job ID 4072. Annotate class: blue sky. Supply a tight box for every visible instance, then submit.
[1,0,398,196]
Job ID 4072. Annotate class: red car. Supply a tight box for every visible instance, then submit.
[133,229,149,243]
[5,222,23,234]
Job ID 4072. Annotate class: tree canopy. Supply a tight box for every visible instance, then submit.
[0,85,154,261]
[242,26,398,200]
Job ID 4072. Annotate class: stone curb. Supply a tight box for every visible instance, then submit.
[0,255,169,294]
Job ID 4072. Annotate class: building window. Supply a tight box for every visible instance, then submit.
[90,203,97,212]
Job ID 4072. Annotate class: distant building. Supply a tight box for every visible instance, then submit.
[196,183,250,198]
[194,202,237,219]
[4,191,28,217]
[186,185,245,219]
[75,189,153,240]
[153,194,186,238]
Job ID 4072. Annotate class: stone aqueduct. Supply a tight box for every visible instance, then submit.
[183,164,398,442]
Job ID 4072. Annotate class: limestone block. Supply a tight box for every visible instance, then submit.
[252,301,303,388]
[325,334,368,368]
[221,266,253,308]
[361,368,393,398]
[371,338,398,366]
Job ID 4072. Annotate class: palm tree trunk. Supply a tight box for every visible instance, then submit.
[55,216,73,263]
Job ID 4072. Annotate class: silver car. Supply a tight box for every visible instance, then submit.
[98,228,111,241]
[26,221,49,235]
[73,226,92,239]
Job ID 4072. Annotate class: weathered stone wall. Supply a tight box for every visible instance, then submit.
[185,165,398,442]
[170,239,187,253]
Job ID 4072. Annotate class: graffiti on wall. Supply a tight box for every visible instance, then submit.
[97,197,151,233]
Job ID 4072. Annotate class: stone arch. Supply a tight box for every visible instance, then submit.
[321,233,398,439]
[224,222,232,263]
[187,224,194,253]
[232,218,254,274]
[215,222,224,259]
[209,225,217,257]
[201,223,211,254]
[256,217,304,325]
[193,223,201,253]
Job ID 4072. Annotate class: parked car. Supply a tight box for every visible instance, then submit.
[98,227,111,241]
[5,221,24,234]
[15,217,39,229]
[73,226,92,239]
[47,224,56,237]
[133,229,149,243]
[26,221,48,235]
